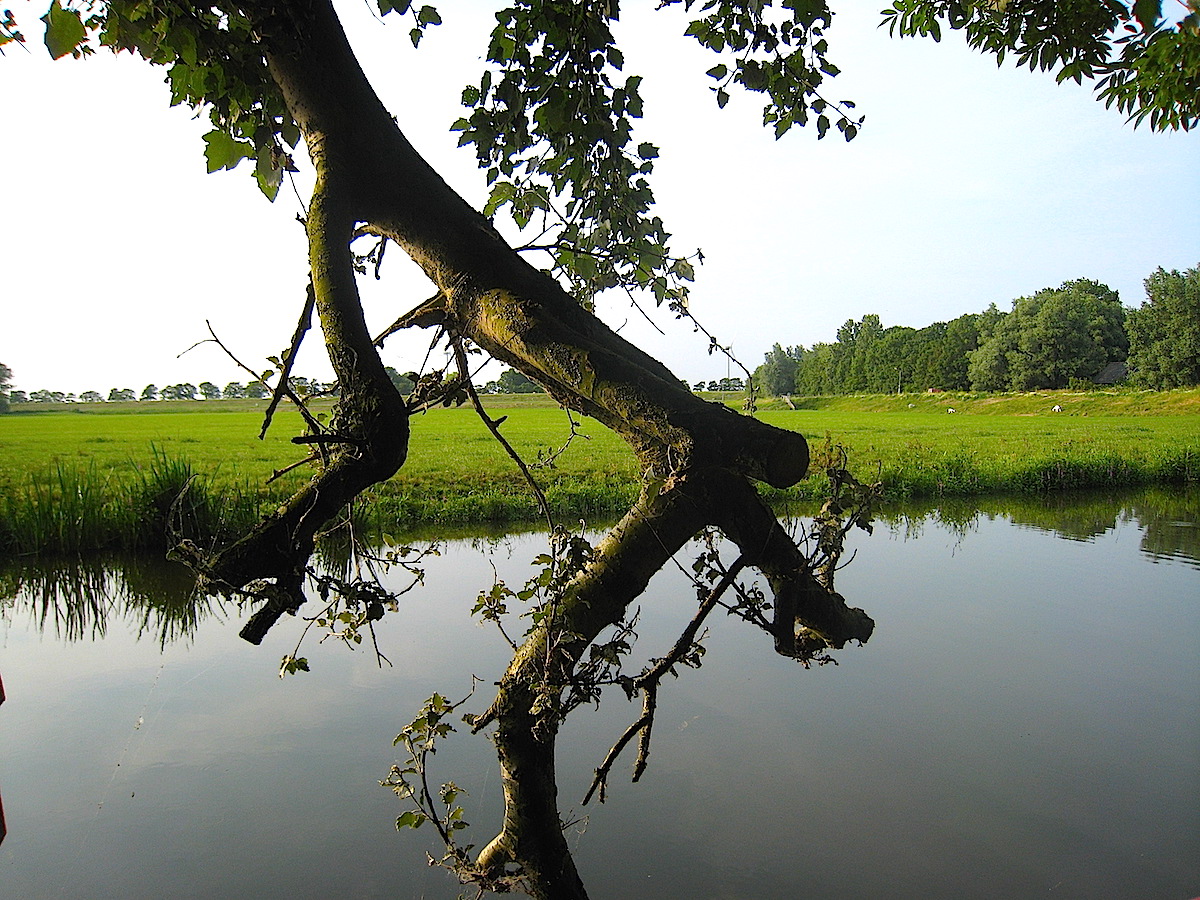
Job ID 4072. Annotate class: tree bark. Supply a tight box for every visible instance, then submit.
[181,2,874,894]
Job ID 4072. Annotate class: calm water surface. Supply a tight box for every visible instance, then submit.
[1,490,1197,899]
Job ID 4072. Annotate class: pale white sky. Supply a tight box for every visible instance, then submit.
[1,2,1197,395]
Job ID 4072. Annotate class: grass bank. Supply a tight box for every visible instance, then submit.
[1,388,1197,554]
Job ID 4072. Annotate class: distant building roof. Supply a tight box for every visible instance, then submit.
[1091,361,1128,384]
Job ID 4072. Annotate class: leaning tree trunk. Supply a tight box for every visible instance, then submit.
[181,3,874,897]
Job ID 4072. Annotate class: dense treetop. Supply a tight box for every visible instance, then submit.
[0,362,11,413]
[756,265,1200,395]
[1126,264,1200,388]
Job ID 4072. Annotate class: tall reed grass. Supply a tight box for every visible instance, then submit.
[0,446,275,557]
[868,443,1198,499]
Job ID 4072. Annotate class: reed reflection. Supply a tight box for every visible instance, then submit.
[0,556,217,645]
[3,487,1195,650]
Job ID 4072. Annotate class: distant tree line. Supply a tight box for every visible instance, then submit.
[692,377,746,392]
[4,265,1194,413]
[4,376,339,406]
[0,362,11,413]
[2,365,540,404]
[480,368,546,394]
[755,265,1199,395]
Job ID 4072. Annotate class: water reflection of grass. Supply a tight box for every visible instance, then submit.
[0,554,221,645]
[1,401,1197,554]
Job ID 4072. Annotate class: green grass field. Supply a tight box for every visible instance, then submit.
[2,388,1198,553]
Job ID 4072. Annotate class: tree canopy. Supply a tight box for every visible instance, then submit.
[777,307,997,395]
[5,1,1198,897]
[966,279,1127,391]
[0,362,11,413]
[752,266,1200,397]
[882,0,1200,131]
[486,367,547,394]
[1127,264,1200,388]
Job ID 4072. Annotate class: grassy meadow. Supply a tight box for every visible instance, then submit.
[1,388,1198,554]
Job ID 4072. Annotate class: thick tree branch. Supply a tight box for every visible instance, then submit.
[246,0,808,491]
[178,157,410,641]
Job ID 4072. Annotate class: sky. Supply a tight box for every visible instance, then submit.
[1,2,1197,396]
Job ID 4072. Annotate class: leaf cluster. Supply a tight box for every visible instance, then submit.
[275,538,437,677]
[450,1,861,312]
[677,0,863,140]
[453,0,681,308]
[1,7,26,51]
[375,0,442,49]
[882,0,1200,130]
[803,434,882,592]
[471,525,595,645]
[35,0,300,197]
[382,683,531,893]
[385,693,473,856]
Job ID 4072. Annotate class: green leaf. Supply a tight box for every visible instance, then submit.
[42,0,86,60]
[1132,0,1161,30]
[483,181,516,217]
[417,6,441,26]
[278,655,310,677]
[255,150,282,201]
[203,130,253,173]
[706,64,727,80]
[395,811,426,830]
[670,258,695,281]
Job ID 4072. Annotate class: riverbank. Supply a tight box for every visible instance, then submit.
[1,388,1197,554]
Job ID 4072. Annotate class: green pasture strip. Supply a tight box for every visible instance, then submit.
[757,410,1199,501]
[0,407,316,495]
[2,394,1198,554]
[758,386,1200,416]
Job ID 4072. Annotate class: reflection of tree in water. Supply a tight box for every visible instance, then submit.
[9,488,1194,651]
[984,491,1133,542]
[1130,488,1200,568]
[876,487,1200,567]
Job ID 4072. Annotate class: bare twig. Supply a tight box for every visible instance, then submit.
[267,452,322,483]
[530,407,589,470]
[260,279,317,440]
[373,291,446,348]
[197,319,326,444]
[584,555,746,804]
[451,338,554,530]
